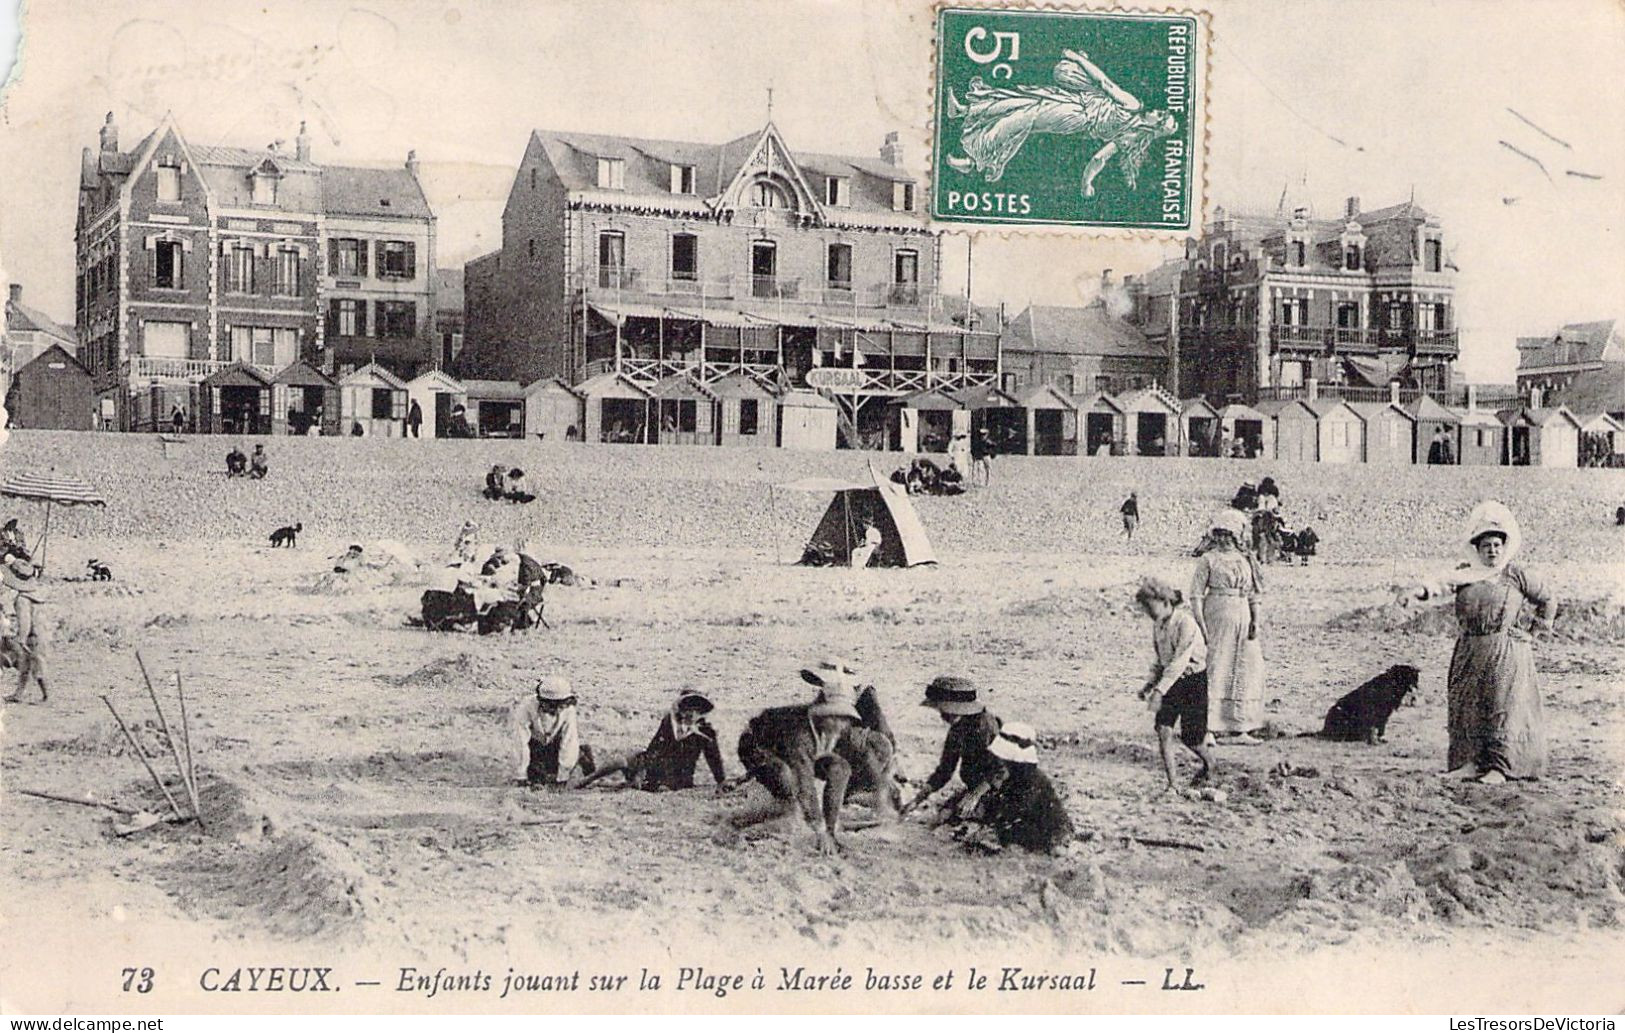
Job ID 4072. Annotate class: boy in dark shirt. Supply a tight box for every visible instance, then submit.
[902,675,1001,820]
[1121,492,1140,540]
[581,690,726,791]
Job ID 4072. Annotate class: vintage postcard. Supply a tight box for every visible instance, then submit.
[0,0,1622,1020]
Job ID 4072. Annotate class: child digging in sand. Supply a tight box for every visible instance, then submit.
[1134,577,1216,794]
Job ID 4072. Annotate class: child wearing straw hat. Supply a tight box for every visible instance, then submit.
[1134,577,1215,793]
[903,675,1002,819]
[508,675,597,788]
[958,721,1074,855]
[580,689,726,792]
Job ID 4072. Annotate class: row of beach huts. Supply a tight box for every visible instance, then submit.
[23,348,1620,467]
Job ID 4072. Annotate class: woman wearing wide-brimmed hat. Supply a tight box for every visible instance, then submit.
[903,675,1002,819]
[1189,509,1266,743]
[1397,501,1553,784]
[580,689,726,792]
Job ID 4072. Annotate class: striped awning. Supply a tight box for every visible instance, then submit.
[0,471,107,507]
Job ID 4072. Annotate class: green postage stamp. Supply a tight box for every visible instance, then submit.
[932,6,1207,231]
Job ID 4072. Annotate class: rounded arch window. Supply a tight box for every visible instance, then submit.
[749,179,790,209]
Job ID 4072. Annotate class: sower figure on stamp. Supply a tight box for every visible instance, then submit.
[729,658,898,854]
[945,48,1177,198]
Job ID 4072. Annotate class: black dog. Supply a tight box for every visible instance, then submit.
[269,523,303,548]
[1318,664,1420,743]
[86,558,113,581]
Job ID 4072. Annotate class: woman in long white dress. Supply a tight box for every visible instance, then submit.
[1189,509,1266,742]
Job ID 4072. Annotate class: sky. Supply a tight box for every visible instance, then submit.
[1,0,1621,382]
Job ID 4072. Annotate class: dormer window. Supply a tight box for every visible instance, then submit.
[1291,241,1307,267]
[1213,242,1227,268]
[825,176,850,207]
[1344,245,1361,270]
[156,160,181,203]
[596,157,625,190]
[252,171,278,206]
[892,181,915,212]
[1424,237,1443,272]
[670,164,696,194]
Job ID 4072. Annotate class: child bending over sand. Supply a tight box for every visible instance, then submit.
[1135,577,1215,793]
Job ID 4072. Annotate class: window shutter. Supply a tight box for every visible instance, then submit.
[374,301,385,337]
[405,302,417,335]
[375,241,387,276]
[357,241,368,277]
[328,239,339,273]
[404,242,416,280]
[327,300,340,337]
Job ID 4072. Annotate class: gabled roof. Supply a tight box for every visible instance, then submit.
[4,299,78,345]
[1115,385,1181,414]
[1304,398,1359,419]
[272,359,336,388]
[1072,391,1126,414]
[1015,382,1077,410]
[522,376,580,398]
[11,344,89,379]
[1404,394,1460,422]
[1347,400,1414,423]
[1253,398,1307,418]
[1515,319,1622,370]
[339,362,409,390]
[889,387,963,411]
[1179,397,1220,418]
[322,164,433,219]
[948,383,1018,408]
[201,361,273,389]
[708,372,778,399]
[651,372,719,400]
[1497,405,1581,428]
[192,143,319,174]
[1451,406,1503,427]
[1575,411,1622,432]
[1218,402,1266,421]
[1002,304,1162,359]
[528,124,917,222]
[574,370,653,398]
[408,369,466,393]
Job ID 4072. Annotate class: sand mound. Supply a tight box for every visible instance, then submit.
[160,830,375,941]
[378,652,503,691]
[36,716,178,759]
[1328,596,1625,645]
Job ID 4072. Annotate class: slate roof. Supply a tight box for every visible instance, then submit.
[1516,319,1622,370]
[321,165,433,219]
[5,299,77,344]
[1001,304,1162,359]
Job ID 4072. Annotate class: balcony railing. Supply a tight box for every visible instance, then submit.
[576,267,941,319]
[123,356,279,382]
[1266,325,1457,356]
[587,356,998,397]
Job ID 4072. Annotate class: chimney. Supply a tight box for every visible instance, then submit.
[1466,383,1478,412]
[295,120,311,163]
[880,131,903,168]
[8,284,21,306]
[1306,377,1319,401]
[1100,268,1113,287]
[1292,206,1310,221]
[99,111,118,153]
[1345,195,1360,220]
[1388,381,1400,405]
[80,146,96,184]
[406,149,419,177]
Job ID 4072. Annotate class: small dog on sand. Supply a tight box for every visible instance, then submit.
[269,522,303,548]
[1318,664,1420,744]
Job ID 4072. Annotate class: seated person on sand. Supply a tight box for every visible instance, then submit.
[483,464,507,501]
[249,444,269,480]
[0,519,26,560]
[903,675,1003,822]
[937,460,966,496]
[504,468,536,504]
[452,520,480,565]
[580,690,726,792]
[729,658,898,855]
[953,721,1075,855]
[332,543,365,574]
[849,521,882,569]
[509,675,596,789]
[226,447,248,477]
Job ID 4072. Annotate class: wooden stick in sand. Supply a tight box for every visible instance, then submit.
[100,695,187,822]
[136,652,203,830]
[18,789,139,816]
[175,671,201,828]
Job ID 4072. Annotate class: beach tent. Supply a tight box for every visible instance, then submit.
[1348,401,1415,465]
[711,372,779,447]
[778,390,838,450]
[1452,406,1505,466]
[523,377,584,442]
[339,363,409,438]
[407,370,467,439]
[0,470,106,568]
[1013,382,1077,456]
[1405,395,1461,464]
[199,362,273,435]
[948,383,1023,454]
[781,464,936,568]
[1114,386,1182,456]
[272,360,340,436]
[887,388,965,453]
[1072,391,1126,456]
[1218,402,1271,458]
[1179,397,1221,457]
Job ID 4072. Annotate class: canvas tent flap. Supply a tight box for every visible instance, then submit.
[781,477,870,492]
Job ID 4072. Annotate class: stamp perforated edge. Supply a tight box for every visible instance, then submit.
[923,0,1213,241]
